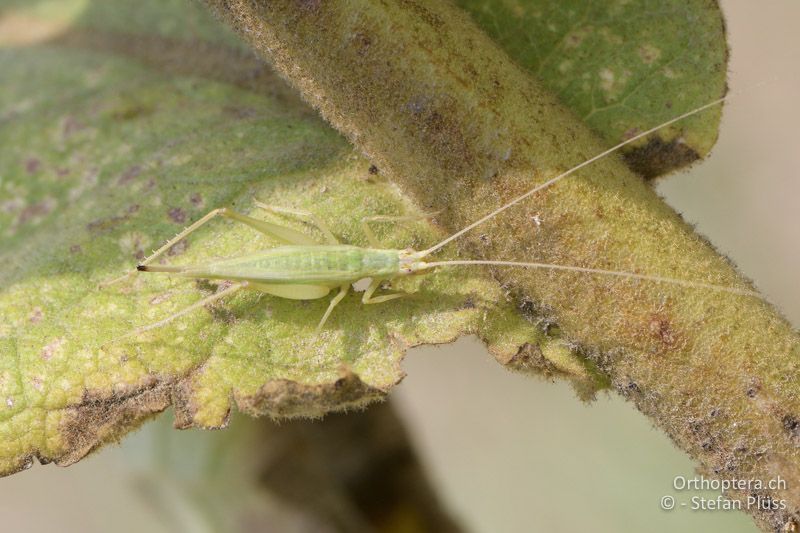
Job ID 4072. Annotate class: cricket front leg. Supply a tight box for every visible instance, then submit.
[361,278,406,304]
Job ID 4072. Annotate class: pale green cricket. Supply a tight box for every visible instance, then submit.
[106,96,757,336]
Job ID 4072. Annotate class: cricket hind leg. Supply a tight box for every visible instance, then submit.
[360,211,442,248]
[253,202,339,244]
[141,207,319,264]
[109,281,248,344]
[99,205,317,288]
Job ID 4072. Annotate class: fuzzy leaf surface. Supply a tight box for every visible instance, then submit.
[0,0,723,473]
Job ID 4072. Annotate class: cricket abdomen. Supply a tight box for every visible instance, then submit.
[180,245,401,285]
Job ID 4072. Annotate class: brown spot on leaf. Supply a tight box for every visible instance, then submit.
[649,315,676,346]
[637,44,661,65]
[502,343,554,376]
[351,31,372,56]
[28,307,43,324]
[1,197,24,215]
[168,207,187,224]
[189,192,204,207]
[622,136,701,180]
[687,416,718,453]
[149,291,175,306]
[61,115,84,139]
[298,0,321,12]
[782,415,800,440]
[117,165,142,186]
[117,231,152,260]
[234,369,386,420]
[88,205,140,234]
[621,378,642,398]
[565,30,586,48]
[17,198,56,226]
[746,377,762,398]
[41,338,66,361]
[396,2,443,29]
[222,105,258,119]
[87,215,127,234]
[24,157,41,174]
[166,239,188,257]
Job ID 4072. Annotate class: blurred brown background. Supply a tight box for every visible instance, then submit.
[1,1,797,532]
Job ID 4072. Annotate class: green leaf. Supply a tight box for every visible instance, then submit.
[458,0,727,178]
[0,0,558,474]
[0,0,721,474]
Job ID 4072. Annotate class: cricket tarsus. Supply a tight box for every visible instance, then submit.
[114,94,757,339]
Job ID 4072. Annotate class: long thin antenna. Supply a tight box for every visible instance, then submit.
[422,260,758,297]
[417,96,727,258]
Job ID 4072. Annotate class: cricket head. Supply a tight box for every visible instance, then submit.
[398,248,435,275]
